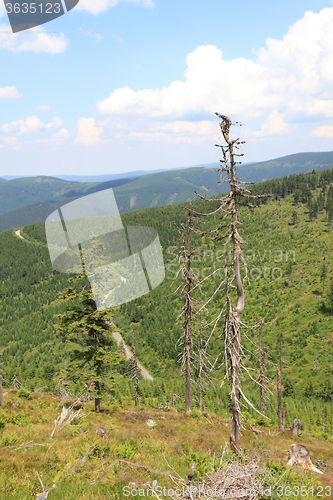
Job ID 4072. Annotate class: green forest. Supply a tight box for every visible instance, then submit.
[1,166,333,498]
[1,166,333,425]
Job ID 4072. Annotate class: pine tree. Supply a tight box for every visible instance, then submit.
[292,210,298,225]
[54,274,124,412]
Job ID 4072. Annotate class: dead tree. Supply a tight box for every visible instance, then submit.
[189,308,216,413]
[131,330,139,407]
[194,113,270,451]
[277,337,283,430]
[13,373,21,390]
[259,318,265,415]
[0,356,5,407]
[197,314,204,412]
[172,388,177,409]
[173,203,196,414]
[290,418,302,436]
[331,394,333,436]
[0,378,3,407]
[282,403,287,429]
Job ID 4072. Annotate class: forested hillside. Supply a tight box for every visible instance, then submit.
[1,151,333,235]
[0,167,333,431]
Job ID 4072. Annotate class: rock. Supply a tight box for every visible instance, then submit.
[145,418,156,428]
[95,427,107,437]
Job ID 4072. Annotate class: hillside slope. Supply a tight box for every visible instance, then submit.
[1,167,333,417]
[1,151,332,234]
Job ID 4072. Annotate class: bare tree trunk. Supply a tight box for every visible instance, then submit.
[183,204,193,414]
[132,330,139,407]
[0,377,4,407]
[278,338,283,430]
[331,394,333,436]
[13,373,18,390]
[172,389,177,409]
[230,143,244,451]
[95,380,101,413]
[282,403,286,429]
[194,114,270,450]
[259,318,265,416]
[198,313,203,412]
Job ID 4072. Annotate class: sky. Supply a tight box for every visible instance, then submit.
[0,0,333,176]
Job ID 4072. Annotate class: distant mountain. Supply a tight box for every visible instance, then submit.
[0,167,221,233]
[235,151,333,183]
[2,164,211,183]
[0,177,7,182]
[0,175,135,216]
[0,151,332,233]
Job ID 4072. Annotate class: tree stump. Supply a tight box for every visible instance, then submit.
[287,444,323,474]
[289,418,302,436]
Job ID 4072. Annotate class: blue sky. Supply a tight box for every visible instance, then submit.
[0,0,333,176]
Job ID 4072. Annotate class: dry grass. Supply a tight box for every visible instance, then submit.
[0,391,332,499]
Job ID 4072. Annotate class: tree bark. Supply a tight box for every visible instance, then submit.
[172,389,177,410]
[0,377,4,407]
[225,118,244,451]
[278,337,283,430]
[331,394,333,436]
[95,381,101,413]
[259,318,265,416]
[184,205,193,414]
[282,403,286,429]
[198,313,203,412]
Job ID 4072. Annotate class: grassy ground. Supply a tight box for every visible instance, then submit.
[0,390,332,499]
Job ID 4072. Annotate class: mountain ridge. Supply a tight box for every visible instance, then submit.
[0,151,332,234]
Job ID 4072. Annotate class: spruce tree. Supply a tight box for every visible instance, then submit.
[54,274,124,412]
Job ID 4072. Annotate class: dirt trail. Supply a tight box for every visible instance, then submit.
[112,331,154,381]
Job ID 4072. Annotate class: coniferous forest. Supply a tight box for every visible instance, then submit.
[0,166,333,498]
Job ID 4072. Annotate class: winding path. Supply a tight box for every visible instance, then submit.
[112,331,154,381]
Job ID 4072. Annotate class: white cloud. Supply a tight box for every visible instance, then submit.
[0,25,68,53]
[0,86,23,99]
[45,117,63,129]
[253,110,291,137]
[78,28,104,42]
[36,105,51,112]
[110,32,123,43]
[97,7,333,130]
[311,125,333,138]
[1,136,18,146]
[53,128,70,138]
[75,118,103,146]
[76,0,154,15]
[1,116,62,135]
